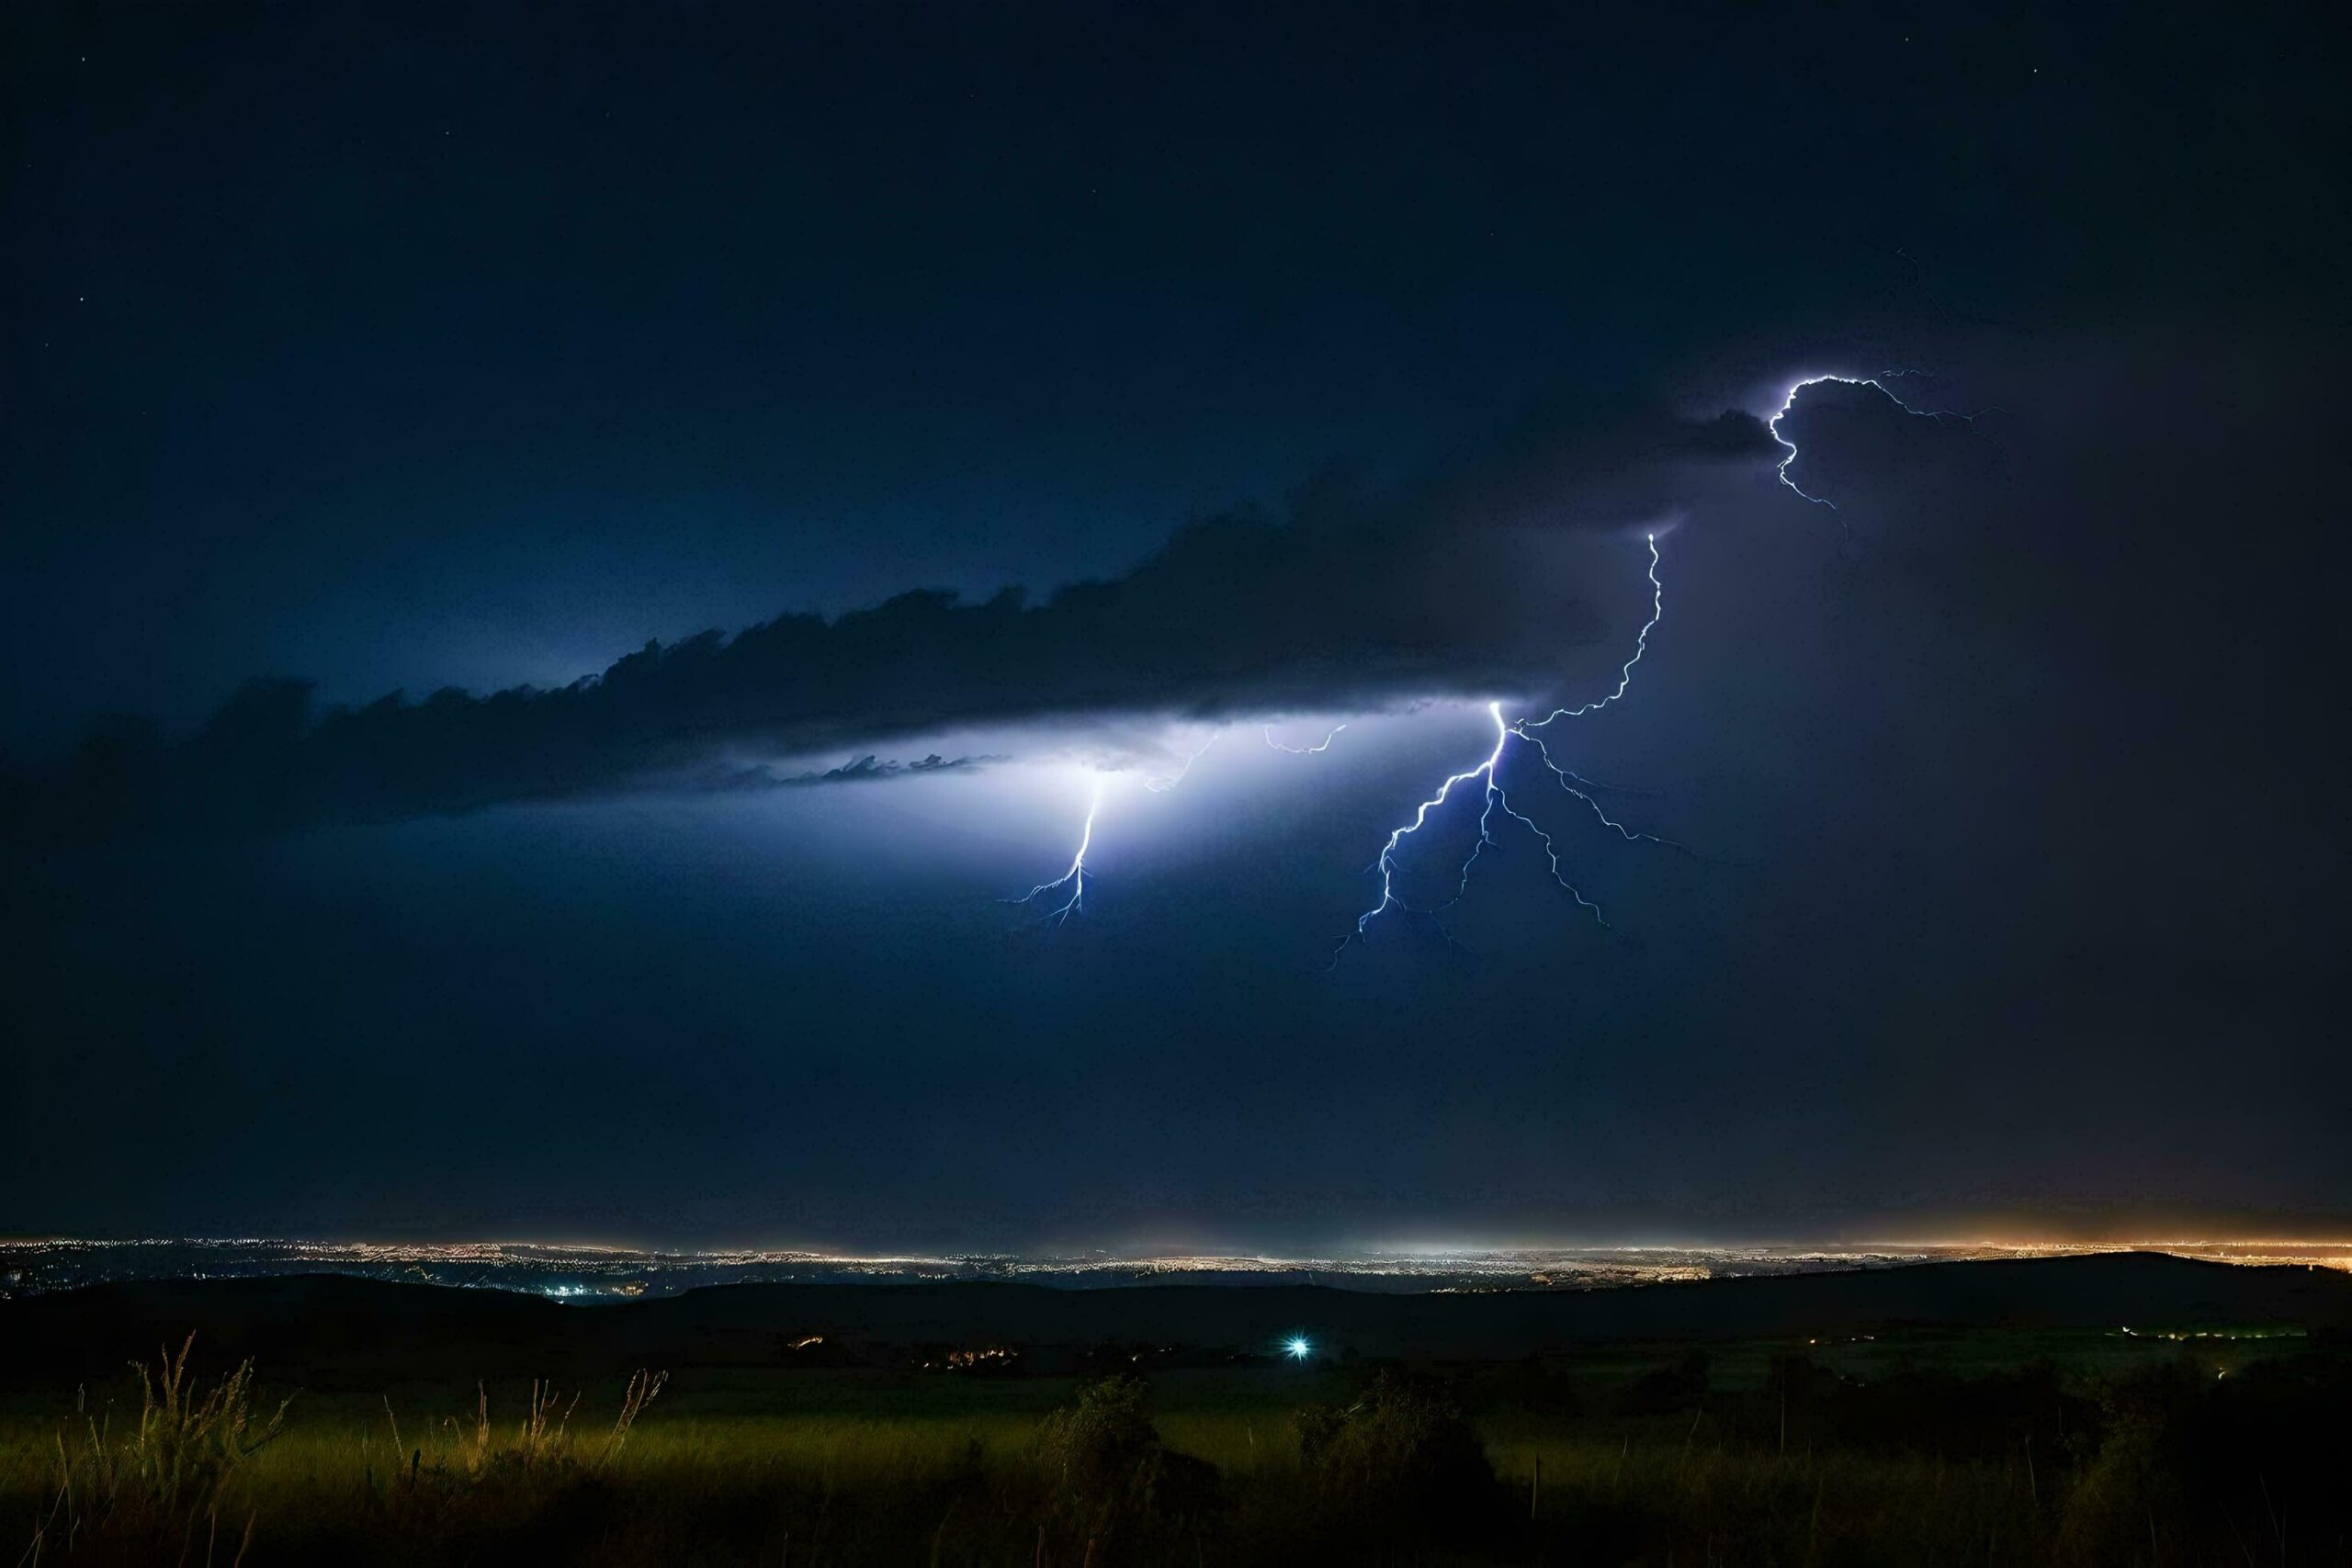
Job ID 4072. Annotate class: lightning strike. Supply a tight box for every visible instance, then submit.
[1521,533,1663,728]
[1003,724,1232,931]
[1767,373,1995,513]
[1334,534,1671,964]
[1430,702,1515,913]
[1263,723,1348,755]
[1006,373,1963,953]
[1006,777,1104,927]
[1143,731,1223,793]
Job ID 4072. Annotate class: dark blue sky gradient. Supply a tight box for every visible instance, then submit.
[3,2,2343,1245]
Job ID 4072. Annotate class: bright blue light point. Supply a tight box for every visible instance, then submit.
[1284,1336,1312,1360]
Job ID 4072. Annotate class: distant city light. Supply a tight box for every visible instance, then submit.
[1284,1335,1312,1360]
[5,1237,2349,1304]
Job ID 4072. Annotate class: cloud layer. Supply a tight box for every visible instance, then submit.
[15,407,1776,842]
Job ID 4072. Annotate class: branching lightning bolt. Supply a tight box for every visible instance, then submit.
[1338,701,1509,949]
[1331,701,1607,966]
[1263,723,1347,755]
[1332,533,1670,966]
[1005,777,1102,928]
[998,373,1982,949]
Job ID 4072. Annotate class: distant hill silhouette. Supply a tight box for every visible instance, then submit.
[5,1253,2346,1389]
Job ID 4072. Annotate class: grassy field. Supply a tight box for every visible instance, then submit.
[6,1323,2345,1566]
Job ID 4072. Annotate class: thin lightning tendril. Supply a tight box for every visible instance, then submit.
[1493,794,1608,924]
[1263,723,1348,755]
[1521,534,1663,728]
[1768,373,1996,513]
[1143,732,1222,793]
[1515,728,1690,852]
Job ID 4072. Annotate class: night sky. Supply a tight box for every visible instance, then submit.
[4,3,2344,1249]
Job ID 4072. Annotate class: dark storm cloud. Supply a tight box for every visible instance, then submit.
[11,409,1772,843]
[703,753,1006,791]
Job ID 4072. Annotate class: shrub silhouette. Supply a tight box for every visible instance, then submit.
[2055,1361,2204,1567]
[1032,1373,1218,1550]
[1620,1347,1712,1414]
[1294,1371,1507,1550]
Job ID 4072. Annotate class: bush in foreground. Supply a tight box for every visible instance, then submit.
[1294,1371,1512,1556]
[1031,1374,1219,1558]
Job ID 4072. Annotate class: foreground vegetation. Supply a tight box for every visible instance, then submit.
[6,1328,2347,1565]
